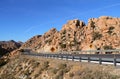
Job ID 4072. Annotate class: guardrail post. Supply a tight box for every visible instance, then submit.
[113,58,116,66]
[61,55,63,59]
[72,56,74,61]
[66,55,68,60]
[49,55,51,58]
[79,57,81,62]
[55,55,56,58]
[88,57,90,63]
[99,58,102,65]
[48,55,50,58]
[52,55,54,58]
[53,55,55,58]
[57,55,59,59]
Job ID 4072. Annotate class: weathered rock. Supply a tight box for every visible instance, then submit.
[0,40,23,56]
[21,16,120,54]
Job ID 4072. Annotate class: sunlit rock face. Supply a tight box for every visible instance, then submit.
[21,16,120,54]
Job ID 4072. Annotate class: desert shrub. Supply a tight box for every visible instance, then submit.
[34,74,40,78]
[41,61,49,70]
[62,30,66,34]
[107,30,113,35]
[103,45,113,50]
[57,70,64,76]
[58,63,67,69]
[34,62,40,67]
[60,44,66,48]
[0,58,9,67]
[53,74,63,79]
[92,32,102,40]
[63,67,70,73]
[45,39,52,44]
[69,72,74,77]
[24,69,31,76]
[107,26,115,35]
[103,45,113,54]
[0,74,16,79]
[18,49,24,52]
[109,26,115,30]
[51,68,58,74]
[53,70,64,79]
[72,66,120,79]
[44,61,49,67]
[0,60,7,67]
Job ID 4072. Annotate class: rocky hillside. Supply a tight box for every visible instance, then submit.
[0,55,119,79]
[21,16,120,54]
[0,40,23,56]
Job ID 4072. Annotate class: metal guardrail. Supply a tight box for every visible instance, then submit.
[23,49,120,66]
[38,49,120,54]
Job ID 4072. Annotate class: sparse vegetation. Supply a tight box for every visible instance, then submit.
[0,58,9,67]
[103,45,113,54]
[60,43,66,48]
[40,61,49,70]
[107,26,115,35]
[45,39,52,44]
[18,49,24,52]
[109,26,115,30]
[0,55,120,79]
[62,30,66,34]
[103,45,113,50]
[69,72,74,77]
[92,32,102,40]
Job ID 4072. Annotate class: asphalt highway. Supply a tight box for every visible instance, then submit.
[23,52,120,66]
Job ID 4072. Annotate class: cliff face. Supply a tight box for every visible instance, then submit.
[0,40,23,56]
[21,16,120,54]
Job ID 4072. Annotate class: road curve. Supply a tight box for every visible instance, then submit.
[23,52,120,66]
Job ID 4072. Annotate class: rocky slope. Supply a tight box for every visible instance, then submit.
[21,16,120,54]
[0,40,23,56]
[0,55,119,79]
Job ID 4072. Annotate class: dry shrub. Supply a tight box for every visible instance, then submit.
[0,58,9,67]
[72,66,119,79]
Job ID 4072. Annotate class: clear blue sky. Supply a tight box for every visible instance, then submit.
[0,0,120,42]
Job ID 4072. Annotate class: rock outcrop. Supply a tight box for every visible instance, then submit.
[0,40,23,56]
[21,16,120,54]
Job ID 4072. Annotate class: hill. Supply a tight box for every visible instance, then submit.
[0,40,23,56]
[21,16,120,54]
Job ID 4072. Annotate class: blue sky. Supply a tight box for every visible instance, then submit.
[0,0,120,42]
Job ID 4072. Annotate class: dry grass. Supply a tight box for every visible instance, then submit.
[0,55,120,79]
